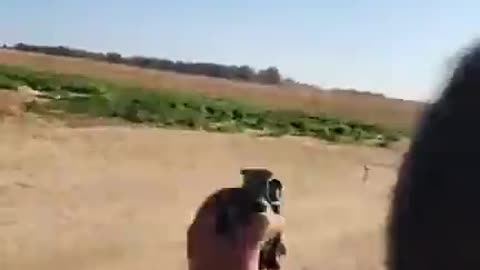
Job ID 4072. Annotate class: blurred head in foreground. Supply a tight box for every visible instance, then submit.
[387,41,480,270]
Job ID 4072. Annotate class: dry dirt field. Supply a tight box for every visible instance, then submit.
[0,114,405,270]
[0,51,411,269]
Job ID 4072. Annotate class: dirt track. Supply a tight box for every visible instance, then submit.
[0,117,404,270]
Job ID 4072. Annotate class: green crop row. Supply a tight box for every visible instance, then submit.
[0,65,402,147]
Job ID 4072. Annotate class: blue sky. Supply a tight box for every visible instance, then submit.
[1,0,479,101]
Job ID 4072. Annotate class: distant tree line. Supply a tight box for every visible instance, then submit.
[7,43,282,84]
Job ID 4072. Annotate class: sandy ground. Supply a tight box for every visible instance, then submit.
[0,116,404,270]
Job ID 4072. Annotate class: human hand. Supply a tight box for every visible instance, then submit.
[187,190,285,270]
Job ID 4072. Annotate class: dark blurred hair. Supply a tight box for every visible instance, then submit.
[386,40,480,270]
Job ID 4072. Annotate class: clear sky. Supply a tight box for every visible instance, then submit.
[1,0,479,101]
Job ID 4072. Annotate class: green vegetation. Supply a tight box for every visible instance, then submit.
[0,65,402,147]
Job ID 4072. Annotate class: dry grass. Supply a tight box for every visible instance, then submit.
[0,49,424,131]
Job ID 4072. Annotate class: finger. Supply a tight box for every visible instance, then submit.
[246,211,285,244]
[259,212,285,241]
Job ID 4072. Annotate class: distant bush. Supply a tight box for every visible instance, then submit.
[10,43,283,84]
[0,64,402,147]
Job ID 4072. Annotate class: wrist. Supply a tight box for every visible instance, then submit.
[188,246,261,270]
